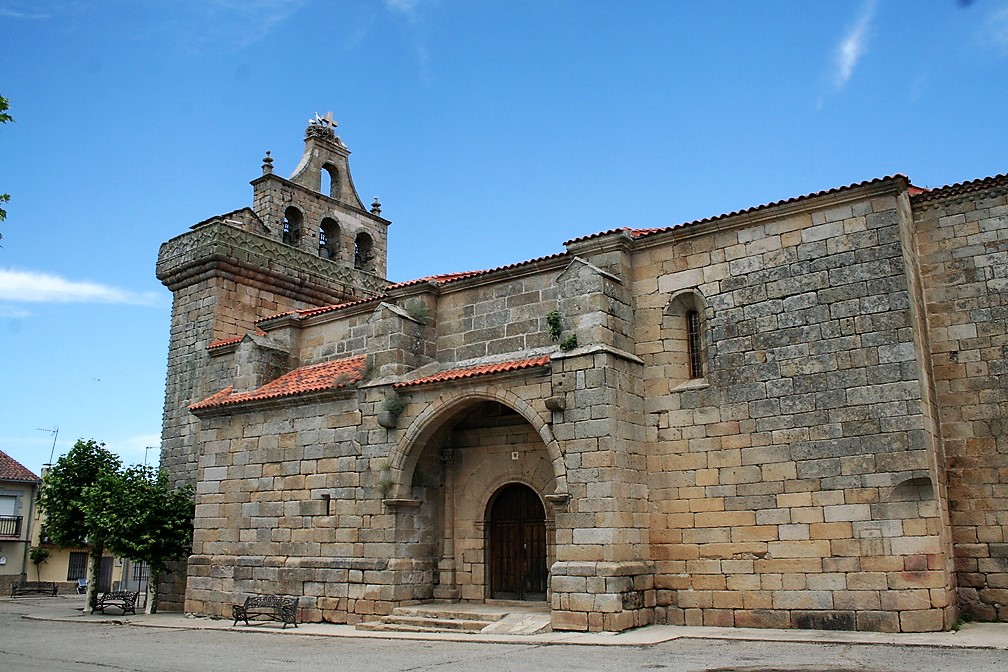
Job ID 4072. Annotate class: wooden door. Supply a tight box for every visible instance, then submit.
[489,483,547,600]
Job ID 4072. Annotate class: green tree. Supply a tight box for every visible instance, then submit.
[29,546,50,582]
[37,439,121,610]
[0,94,12,229]
[84,464,194,613]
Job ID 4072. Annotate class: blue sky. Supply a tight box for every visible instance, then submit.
[1,0,1007,476]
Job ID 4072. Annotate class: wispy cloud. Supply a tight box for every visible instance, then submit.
[383,0,435,84]
[0,268,162,305]
[151,0,309,53]
[983,5,1008,56]
[0,3,53,20]
[833,1,877,89]
[385,0,420,12]
[0,304,30,318]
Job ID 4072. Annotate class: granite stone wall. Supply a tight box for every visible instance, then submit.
[914,179,1008,621]
[634,181,954,631]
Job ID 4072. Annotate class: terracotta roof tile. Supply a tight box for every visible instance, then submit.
[0,449,40,482]
[386,270,491,290]
[910,173,1008,203]
[386,253,569,292]
[207,330,268,350]
[256,297,385,325]
[393,355,551,389]
[207,336,243,349]
[567,176,910,245]
[189,355,368,411]
[257,254,571,325]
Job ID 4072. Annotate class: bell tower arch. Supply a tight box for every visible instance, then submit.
[251,112,390,279]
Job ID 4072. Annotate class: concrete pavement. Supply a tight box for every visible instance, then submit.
[10,594,1008,650]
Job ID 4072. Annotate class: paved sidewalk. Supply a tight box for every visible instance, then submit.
[12,595,1008,650]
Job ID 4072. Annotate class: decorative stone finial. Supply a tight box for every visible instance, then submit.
[262,150,273,175]
[371,196,382,215]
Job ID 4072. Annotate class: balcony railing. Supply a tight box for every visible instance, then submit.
[0,515,23,538]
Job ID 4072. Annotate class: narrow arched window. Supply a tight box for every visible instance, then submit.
[664,289,708,385]
[354,232,373,271]
[282,207,302,245]
[319,217,339,260]
[686,309,703,379]
[321,164,339,199]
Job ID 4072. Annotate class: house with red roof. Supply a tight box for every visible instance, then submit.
[156,119,1008,633]
[0,450,40,583]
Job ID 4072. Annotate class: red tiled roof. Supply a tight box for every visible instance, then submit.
[256,297,385,325]
[208,336,243,349]
[910,173,1008,203]
[207,330,268,350]
[386,254,569,292]
[189,355,368,411]
[386,270,491,290]
[0,449,40,482]
[566,176,911,245]
[257,254,571,325]
[393,355,551,389]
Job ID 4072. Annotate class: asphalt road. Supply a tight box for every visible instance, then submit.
[0,598,1002,672]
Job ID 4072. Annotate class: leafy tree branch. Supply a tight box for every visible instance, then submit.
[0,95,11,228]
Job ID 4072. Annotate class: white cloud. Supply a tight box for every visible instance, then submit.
[385,0,422,14]
[0,268,163,305]
[834,1,876,89]
[0,304,30,318]
[984,6,1008,56]
[0,2,53,20]
[159,0,310,52]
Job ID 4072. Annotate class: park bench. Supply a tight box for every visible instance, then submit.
[232,594,298,628]
[10,580,57,597]
[91,590,139,615]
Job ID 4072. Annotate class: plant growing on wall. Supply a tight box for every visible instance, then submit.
[560,334,578,351]
[374,459,393,494]
[405,299,431,325]
[378,392,405,429]
[547,311,562,341]
[548,310,578,351]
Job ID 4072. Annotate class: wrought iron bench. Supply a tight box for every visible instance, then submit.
[232,595,298,628]
[91,590,139,615]
[10,580,57,597]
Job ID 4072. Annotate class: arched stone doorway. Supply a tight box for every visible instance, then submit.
[389,393,562,603]
[488,483,547,601]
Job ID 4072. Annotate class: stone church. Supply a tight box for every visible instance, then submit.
[156,117,1008,633]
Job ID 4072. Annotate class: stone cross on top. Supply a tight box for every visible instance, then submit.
[311,111,338,129]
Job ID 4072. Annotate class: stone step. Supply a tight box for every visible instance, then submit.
[356,619,490,634]
[384,614,495,631]
[355,604,511,634]
[391,606,507,622]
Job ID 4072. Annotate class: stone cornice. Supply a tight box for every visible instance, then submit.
[633,177,909,251]
[565,228,635,258]
[156,221,387,304]
[911,174,1008,212]
[551,342,645,366]
[250,173,391,227]
[189,385,358,418]
[431,254,573,296]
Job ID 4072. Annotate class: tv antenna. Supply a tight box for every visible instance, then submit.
[37,426,59,465]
